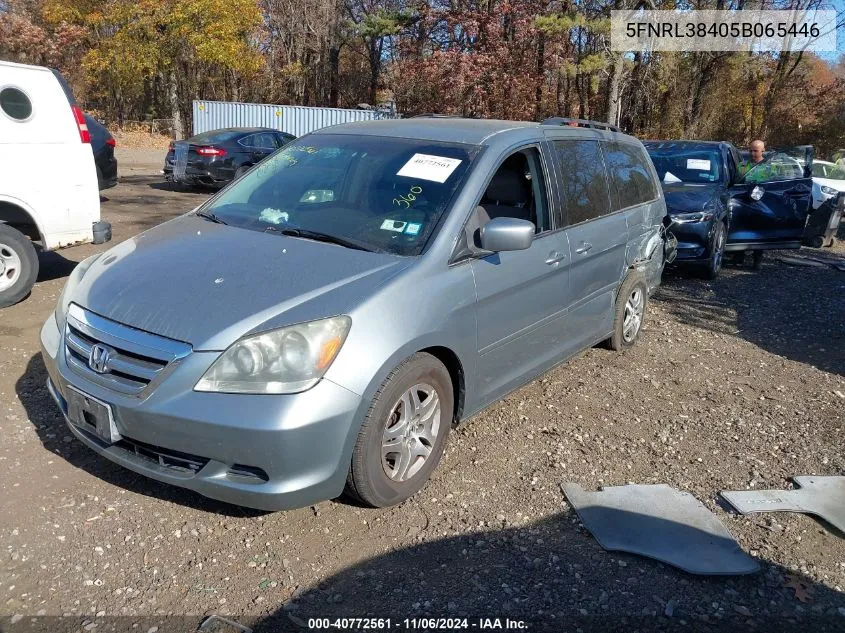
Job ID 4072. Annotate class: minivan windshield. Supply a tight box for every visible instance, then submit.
[647,149,723,184]
[201,134,479,256]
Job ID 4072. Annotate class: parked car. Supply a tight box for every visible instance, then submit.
[811,160,845,210]
[645,140,813,277]
[0,61,111,308]
[43,117,672,511]
[85,114,118,190]
[163,127,296,188]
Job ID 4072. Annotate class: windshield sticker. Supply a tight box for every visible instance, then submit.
[260,208,289,224]
[396,154,462,183]
[663,171,682,183]
[380,219,407,233]
[404,222,422,236]
[393,185,423,208]
[687,159,711,171]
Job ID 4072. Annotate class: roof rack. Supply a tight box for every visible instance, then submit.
[542,117,620,132]
[411,113,467,119]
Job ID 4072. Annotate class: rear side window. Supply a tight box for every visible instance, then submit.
[603,141,658,210]
[0,87,33,121]
[240,133,277,150]
[553,139,612,226]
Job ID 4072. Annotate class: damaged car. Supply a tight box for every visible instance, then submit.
[645,140,814,277]
[42,117,672,511]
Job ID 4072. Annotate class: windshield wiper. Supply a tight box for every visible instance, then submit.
[196,210,228,225]
[264,226,374,252]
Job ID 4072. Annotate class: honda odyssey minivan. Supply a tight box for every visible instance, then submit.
[42,117,672,510]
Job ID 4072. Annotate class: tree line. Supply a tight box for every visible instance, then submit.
[1,0,843,154]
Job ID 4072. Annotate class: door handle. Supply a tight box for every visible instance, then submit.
[575,242,593,254]
[545,251,566,265]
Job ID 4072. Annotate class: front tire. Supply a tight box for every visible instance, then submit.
[608,271,648,351]
[0,224,38,308]
[700,221,726,280]
[345,353,453,508]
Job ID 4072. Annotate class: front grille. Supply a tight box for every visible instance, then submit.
[64,304,191,396]
[116,437,209,475]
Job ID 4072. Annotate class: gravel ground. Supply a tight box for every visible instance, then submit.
[1,153,844,633]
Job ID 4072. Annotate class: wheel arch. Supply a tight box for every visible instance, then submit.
[418,345,466,427]
[0,196,44,243]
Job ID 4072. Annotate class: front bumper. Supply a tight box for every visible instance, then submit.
[666,220,712,263]
[40,313,364,511]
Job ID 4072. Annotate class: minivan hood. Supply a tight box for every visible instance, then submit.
[73,215,408,350]
[661,182,721,215]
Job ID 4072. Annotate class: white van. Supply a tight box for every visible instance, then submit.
[0,61,111,307]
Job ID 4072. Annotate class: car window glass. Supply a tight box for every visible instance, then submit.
[188,130,242,144]
[603,141,658,210]
[202,135,479,256]
[647,148,722,184]
[275,133,294,148]
[554,139,611,225]
[0,87,32,121]
[743,152,805,184]
[479,147,550,234]
[828,163,845,180]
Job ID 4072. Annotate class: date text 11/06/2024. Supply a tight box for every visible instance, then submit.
[307,618,529,630]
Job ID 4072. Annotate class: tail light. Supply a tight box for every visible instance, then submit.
[105,138,116,148]
[71,105,90,143]
[196,146,226,157]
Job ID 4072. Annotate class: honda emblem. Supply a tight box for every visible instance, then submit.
[88,344,113,374]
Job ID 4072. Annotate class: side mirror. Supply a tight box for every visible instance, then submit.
[480,217,535,252]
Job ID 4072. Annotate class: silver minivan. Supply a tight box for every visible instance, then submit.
[41,117,671,510]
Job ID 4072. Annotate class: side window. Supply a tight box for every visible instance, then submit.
[553,139,611,226]
[275,133,294,148]
[0,87,33,121]
[253,133,276,149]
[743,152,805,184]
[479,147,551,234]
[602,141,658,210]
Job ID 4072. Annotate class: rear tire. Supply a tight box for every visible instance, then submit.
[234,166,251,180]
[345,353,453,508]
[0,224,39,308]
[608,271,648,351]
[810,236,825,248]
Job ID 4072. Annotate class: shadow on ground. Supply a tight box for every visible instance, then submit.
[248,511,845,633]
[15,353,266,518]
[656,248,845,377]
[36,249,77,283]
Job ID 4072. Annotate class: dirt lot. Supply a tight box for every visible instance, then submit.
[2,149,845,632]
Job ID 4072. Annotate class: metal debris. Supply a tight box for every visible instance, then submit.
[721,476,845,535]
[562,483,759,575]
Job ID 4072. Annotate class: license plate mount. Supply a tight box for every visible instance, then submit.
[65,386,120,444]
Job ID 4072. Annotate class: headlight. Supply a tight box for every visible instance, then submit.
[820,185,838,196]
[671,211,714,224]
[54,254,102,329]
[195,316,351,394]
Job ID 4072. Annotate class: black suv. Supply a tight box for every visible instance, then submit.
[645,140,813,278]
